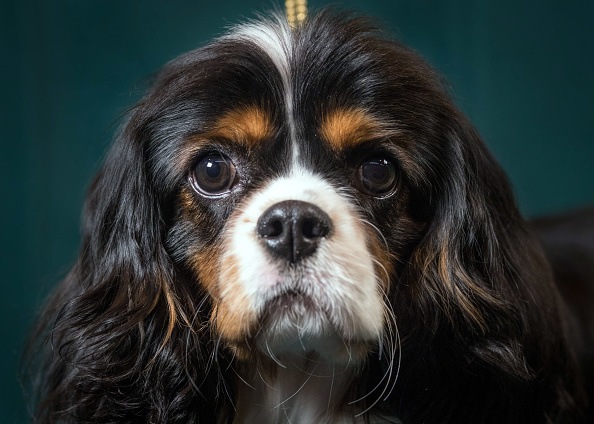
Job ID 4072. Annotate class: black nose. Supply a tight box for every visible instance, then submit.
[256,200,332,263]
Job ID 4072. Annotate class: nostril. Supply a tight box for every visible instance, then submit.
[302,217,330,239]
[258,216,284,238]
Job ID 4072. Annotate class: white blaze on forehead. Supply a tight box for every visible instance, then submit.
[219,169,385,345]
[231,20,292,87]
[228,18,301,167]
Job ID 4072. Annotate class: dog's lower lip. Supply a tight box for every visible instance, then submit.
[264,289,320,315]
[256,288,334,336]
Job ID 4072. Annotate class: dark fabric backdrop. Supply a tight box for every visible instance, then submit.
[1,0,592,421]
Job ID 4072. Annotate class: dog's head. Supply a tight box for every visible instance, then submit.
[150,12,524,364]
[150,13,449,363]
[34,10,579,423]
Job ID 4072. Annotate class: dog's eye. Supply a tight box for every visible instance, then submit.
[355,158,398,197]
[190,153,238,197]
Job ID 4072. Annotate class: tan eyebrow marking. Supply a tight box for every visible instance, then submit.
[321,107,387,150]
[210,106,273,146]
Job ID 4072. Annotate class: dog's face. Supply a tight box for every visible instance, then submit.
[155,15,457,365]
[34,11,581,423]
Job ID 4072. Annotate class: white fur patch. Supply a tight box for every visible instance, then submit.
[218,169,384,361]
[228,18,301,166]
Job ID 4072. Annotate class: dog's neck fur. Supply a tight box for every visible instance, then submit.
[233,353,359,424]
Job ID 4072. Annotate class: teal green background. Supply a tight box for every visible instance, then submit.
[1,0,593,421]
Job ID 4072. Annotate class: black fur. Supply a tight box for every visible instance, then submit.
[28,10,590,423]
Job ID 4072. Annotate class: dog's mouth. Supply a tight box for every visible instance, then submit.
[262,289,321,320]
[257,288,330,339]
[243,288,370,364]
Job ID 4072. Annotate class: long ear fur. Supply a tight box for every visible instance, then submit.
[392,107,583,421]
[29,113,231,423]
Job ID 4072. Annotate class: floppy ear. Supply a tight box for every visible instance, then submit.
[401,111,578,397]
[31,113,229,422]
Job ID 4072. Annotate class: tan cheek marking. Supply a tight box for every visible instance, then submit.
[179,187,198,215]
[192,245,257,343]
[181,183,258,346]
[211,106,273,146]
[321,107,388,150]
[192,246,222,297]
[214,255,258,342]
[180,187,221,296]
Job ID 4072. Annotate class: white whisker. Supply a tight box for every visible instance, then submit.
[257,368,276,390]
[361,218,390,252]
[234,368,256,390]
[372,256,392,289]
[350,290,401,416]
[271,362,317,410]
[327,365,335,416]
[266,340,287,368]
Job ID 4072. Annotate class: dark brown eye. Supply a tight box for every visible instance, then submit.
[190,153,238,197]
[355,158,398,197]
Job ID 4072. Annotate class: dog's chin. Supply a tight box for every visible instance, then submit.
[229,291,372,366]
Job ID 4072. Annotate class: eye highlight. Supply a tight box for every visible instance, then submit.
[190,153,238,197]
[355,158,398,197]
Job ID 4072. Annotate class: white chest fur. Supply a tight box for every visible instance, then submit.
[233,355,401,424]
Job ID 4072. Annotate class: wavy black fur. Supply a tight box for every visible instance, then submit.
[28,10,590,423]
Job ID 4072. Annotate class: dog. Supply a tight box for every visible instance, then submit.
[30,10,592,423]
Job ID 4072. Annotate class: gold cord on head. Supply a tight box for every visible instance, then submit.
[286,0,307,28]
